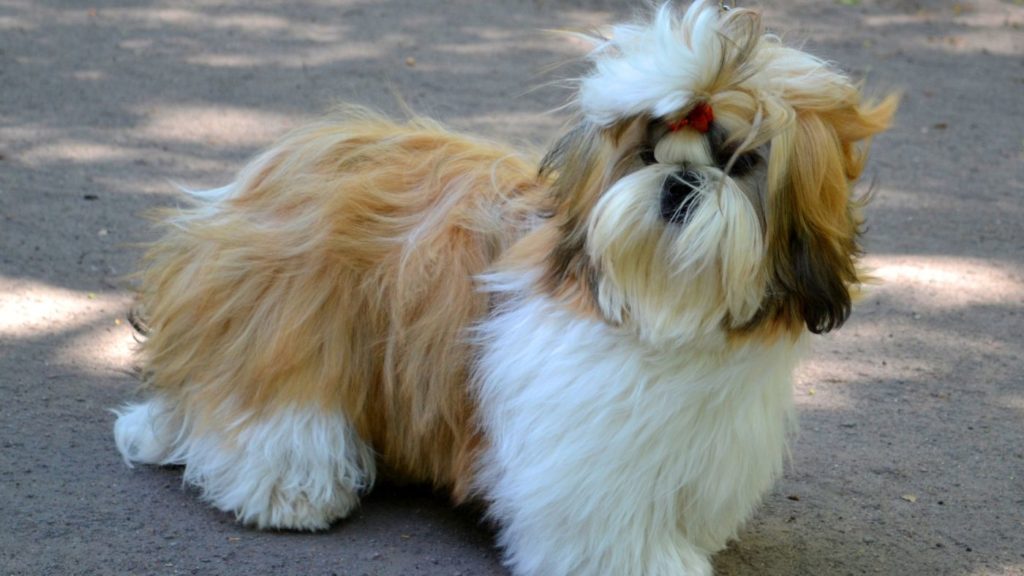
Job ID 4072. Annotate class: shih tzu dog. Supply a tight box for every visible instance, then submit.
[114,2,897,574]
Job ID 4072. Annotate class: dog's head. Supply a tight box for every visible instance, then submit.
[532,1,898,346]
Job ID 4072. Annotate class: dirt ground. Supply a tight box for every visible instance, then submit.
[1,0,1022,574]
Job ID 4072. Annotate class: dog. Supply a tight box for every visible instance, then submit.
[114,2,897,574]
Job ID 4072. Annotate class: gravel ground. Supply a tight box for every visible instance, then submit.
[1,0,1022,574]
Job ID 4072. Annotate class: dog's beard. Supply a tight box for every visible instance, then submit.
[587,162,767,346]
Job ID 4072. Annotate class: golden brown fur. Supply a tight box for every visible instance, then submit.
[139,109,546,499]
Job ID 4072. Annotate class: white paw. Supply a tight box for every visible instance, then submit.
[198,407,376,530]
[112,399,179,466]
[115,399,376,531]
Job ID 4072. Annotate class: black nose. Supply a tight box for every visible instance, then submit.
[660,170,702,224]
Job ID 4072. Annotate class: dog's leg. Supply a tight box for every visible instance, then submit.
[475,303,724,575]
[114,397,375,531]
[488,466,715,575]
[482,453,714,576]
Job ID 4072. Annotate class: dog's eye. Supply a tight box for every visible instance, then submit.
[638,147,657,166]
[724,151,761,177]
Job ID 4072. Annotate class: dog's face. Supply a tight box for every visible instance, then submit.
[535,1,898,346]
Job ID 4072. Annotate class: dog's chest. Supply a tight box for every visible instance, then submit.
[474,295,800,546]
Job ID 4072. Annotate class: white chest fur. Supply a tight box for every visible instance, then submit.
[474,295,802,576]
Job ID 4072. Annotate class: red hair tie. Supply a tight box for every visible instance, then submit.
[667,102,714,134]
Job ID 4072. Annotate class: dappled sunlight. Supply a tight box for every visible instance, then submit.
[871,184,1020,216]
[1000,394,1024,416]
[799,342,935,387]
[3,123,151,172]
[57,317,137,377]
[753,0,1024,59]
[430,8,614,63]
[8,3,354,37]
[71,69,106,82]
[0,276,136,379]
[862,8,1023,56]
[116,7,295,31]
[791,361,859,410]
[0,278,129,339]
[6,0,399,74]
[185,40,384,68]
[792,320,937,411]
[864,253,1024,311]
[3,122,244,193]
[435,26,586,57]
[967,564,1024,576]
[789,246,1024,411]
[453,111,564,144]
[892,27,1020,57]
[0,14,35,31]
[21,139,138,165]
[139,104,303,147]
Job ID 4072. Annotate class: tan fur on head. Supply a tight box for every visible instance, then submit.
[543,1,900,342]
[759,93,899,335]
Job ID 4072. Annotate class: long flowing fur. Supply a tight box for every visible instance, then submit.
[123,109,546,510]
[114,2,897,573]
[473,286,802,575]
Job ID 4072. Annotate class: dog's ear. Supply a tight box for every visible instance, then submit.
[540,122,611,213]
[529,118,646,317]
[767,95,898,334]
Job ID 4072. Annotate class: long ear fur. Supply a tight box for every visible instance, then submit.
[767,94,899,334]
[533,118,640,309]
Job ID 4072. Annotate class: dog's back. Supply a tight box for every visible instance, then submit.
[117,109,545,526]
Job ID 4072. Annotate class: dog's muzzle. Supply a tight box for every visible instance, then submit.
[660,170,702,224]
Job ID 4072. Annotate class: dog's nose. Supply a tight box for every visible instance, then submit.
[660,170,702,224]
